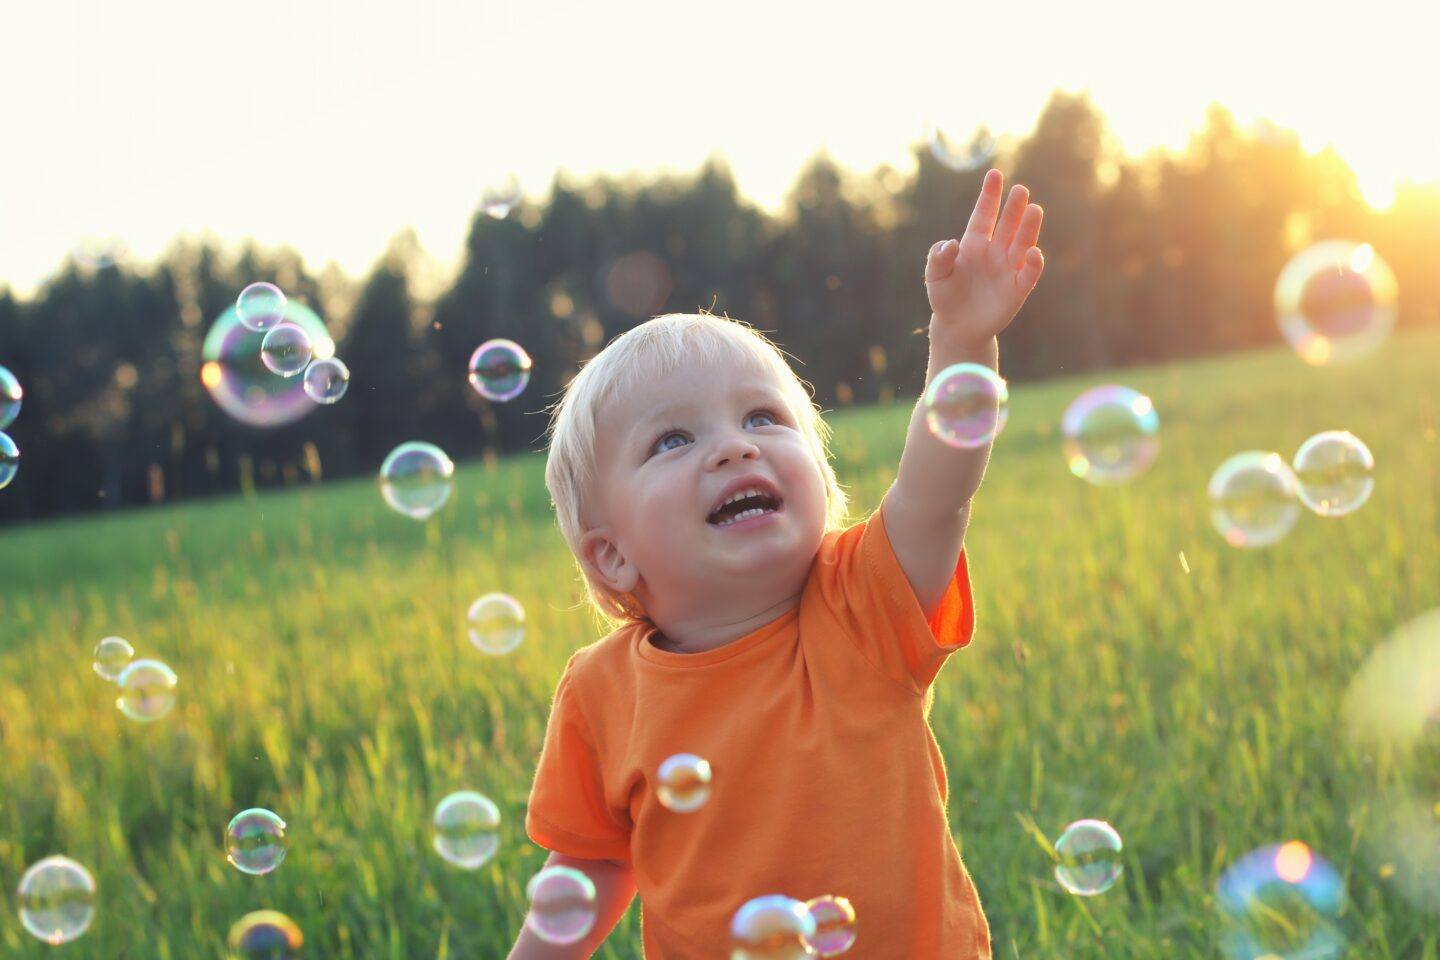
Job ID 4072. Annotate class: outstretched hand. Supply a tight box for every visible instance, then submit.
[925,168,1046,349]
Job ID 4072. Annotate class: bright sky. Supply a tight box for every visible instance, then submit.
[4,0,1437,298]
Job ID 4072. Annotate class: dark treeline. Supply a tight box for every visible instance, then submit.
[2,92,1437,524]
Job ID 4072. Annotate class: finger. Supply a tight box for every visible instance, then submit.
[1015,246,1045,296]
[961,168,1004,244]
[1010,204,1044,270]
[925,238,959,281]
[992,184,1030,252]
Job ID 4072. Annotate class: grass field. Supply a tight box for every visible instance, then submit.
[2,331,1438,958]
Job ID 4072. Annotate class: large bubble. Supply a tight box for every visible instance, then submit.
[1216,842,1345,960]
[92,636,135,682]
[226,809,289,876]
[1053,819,1123,896]
[526,866,599,945]
[378,442,455,521]
[202,301,335,428]
[731,894,817,960]
[468,339,532,403]
[1343,608,1440,915]
[116,658,178,722]
[17,856,96,945]
[0,431,19,490]
[656,753,712,814]
[923,363,1009,450]
[1208,451,1301,549]
[227,910,303,959]
[432,791,501,869]
[0,364,22,429]
[1276,240,1397,365]
[1292,430,1374,517]
[467,593,525,655]
[1061,386,1159,484]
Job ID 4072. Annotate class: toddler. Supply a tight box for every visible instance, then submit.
[509,169,1045,958]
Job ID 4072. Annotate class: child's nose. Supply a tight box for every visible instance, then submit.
[708,433,760,468]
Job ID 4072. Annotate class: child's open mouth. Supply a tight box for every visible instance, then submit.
[706,488,784,528]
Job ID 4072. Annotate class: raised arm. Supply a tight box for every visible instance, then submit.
[883,168,1045,616]
[507,853,637,959]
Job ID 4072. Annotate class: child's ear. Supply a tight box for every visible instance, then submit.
[579,528,641,594]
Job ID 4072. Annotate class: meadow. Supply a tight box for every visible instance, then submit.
[1,330,1438,958]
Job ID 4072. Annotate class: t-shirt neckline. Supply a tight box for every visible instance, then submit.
[635,605,800,668]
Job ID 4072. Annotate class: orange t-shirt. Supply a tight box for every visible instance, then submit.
[526,506,991,958]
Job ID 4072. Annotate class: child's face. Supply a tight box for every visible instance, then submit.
[585,354,828,619]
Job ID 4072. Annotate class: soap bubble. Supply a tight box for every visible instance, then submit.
[1053,819,1123,896]
[17,856,96,945]
[0,364,22,429]
[481,176,523,219]
[1061,386,1160,484]
[923,363,1009,449]
[1342,608,1440,915]
[116,658,177,722]
[1276,240,1396,365]
[802,895,857,957]
[1216,842,1345,960]
[302,357,350,404]
[202,302,335,428]
[656,753,712,813]
[236,282,288,332]
[467,593,525,655]
[226,809,289,876]
[731,894,817,960]
[432,791,501,869]
[260,323,314,378]
[1208,451,1301,549]
[0,431,19,490]
[468,339,532,402]
[1292,430,1374,517]
[526,866,599,945]
[379,442,454,520]
[92,636,135,682]
[924,123,995,172]
[227,910,303,959]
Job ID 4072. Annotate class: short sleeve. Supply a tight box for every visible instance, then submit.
[525,665,633,861]
[811,506,975,694]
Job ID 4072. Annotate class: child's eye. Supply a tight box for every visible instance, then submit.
[653,430,690,455]
[745,410,779,428]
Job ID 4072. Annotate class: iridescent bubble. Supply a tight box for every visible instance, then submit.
[656,753,712,813]
[802,895,857,957]
[468,339,533,402]
[432,791,500,869]
[260,323,314,378]
[731,894,817,960]
[226,809,289,876]
[115,658,177,722]
[236,282,288,332]
[924,123,996,172]
[378,442,454,521]
[467,593,525,655]
[0,364,22,429]
[1208,451,1301,549]
[1276,240,1397,365]
[923,363,1009,449]
[1053,819,1123,896]
[1216,842,1345,960]
[92,636,135,682]
[1292,430,1374,517]
[227,910,303,959]
[525,865,598,945]
[202,301,335,428]
[1061,386,1160,485]
[1343,608,1440,915]
[17,856,96,945]
[481,176,523,219]
[0,431,19,490]
[302,357,350,404]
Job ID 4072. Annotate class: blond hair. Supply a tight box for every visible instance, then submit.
[544,312,849,629]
